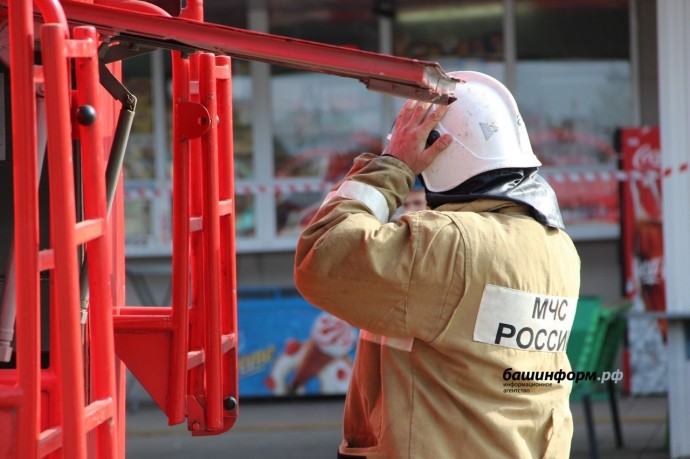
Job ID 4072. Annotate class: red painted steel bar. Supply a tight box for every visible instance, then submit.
[93,0,171,17]
[74,219,106,244]
[187,52,206,426]
[106,58,128,459]
[199,52,223,430]
[215,55,238,417]
[38,250,55,272]
[37,398,114,457]
[41,23,87,459]
[51,0,457,103]
[38,426,63,458]
[73,25,118,459]
[183,0,202,23]
[47,283,65,456]
[112,316,173,331]
[0,386,22,407]
[169,50,191,426]
[33,0,68,34]
[8,0,41,456]
[215,56,232,337]
[116,306,171,315]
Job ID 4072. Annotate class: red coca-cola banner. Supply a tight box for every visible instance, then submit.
[620,126,668,394]
[620,127,665,318]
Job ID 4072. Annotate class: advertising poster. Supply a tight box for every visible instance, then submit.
[237,290,358,397]
[620,126,667,394]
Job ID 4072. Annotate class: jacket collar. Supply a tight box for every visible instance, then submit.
[435,199,527,215]
[424,169,565,229]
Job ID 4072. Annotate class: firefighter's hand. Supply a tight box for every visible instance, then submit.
[384,100,453,175]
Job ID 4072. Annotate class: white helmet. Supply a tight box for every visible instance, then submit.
[420,71,541,193]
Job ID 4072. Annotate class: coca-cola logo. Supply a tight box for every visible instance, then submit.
[635,256,664,286]
[632,144,661,171]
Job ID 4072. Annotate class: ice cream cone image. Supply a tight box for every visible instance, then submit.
[266,338,307,395]
[287,340,336,393]
[287,312,356,394]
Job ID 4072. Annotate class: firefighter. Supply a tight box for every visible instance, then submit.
[294,71,581,459]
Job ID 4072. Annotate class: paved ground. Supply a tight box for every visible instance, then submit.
[570,394,668,459]
[125,392,669,458]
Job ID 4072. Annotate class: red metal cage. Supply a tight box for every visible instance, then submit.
[0,1,454,457]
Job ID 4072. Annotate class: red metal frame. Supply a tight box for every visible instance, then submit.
[3,2,41,457]
[2,0,457,103]
[0,0,456,456]
[216,54,239,430]
[7,0,41,458]
[199,51,223,430]
[1,2,118,454]
[168,49,191,427]
[73,25,118,458]
[43,23,90,458]
[113,27,239,438]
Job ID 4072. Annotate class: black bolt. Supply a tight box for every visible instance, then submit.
[223,396,237,411]
[75,105,97,126]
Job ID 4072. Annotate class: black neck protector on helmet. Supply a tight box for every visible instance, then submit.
[422,167,565,229]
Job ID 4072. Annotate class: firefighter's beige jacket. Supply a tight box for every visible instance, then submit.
[295,153,581,459]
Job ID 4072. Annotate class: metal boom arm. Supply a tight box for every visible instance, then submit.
[10,0,458,103]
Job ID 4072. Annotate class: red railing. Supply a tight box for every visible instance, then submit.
[113,51,240,434]
[171,1,237,430]
[1,0,119,454]
[6,0,41,455]
[73,25,118,459]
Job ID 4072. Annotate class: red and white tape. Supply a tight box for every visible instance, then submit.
[123,164,690,201]
[235,182,334,196]
[123,187,167,200]
[123,182,335,200]
[548,163,688,184]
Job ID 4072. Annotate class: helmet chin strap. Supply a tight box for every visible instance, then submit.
[423,168,565,229]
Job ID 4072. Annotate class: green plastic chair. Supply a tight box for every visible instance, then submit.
[567,297,603,383]
[570,304,629,459]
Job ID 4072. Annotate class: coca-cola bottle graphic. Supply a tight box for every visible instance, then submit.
[629,138,666,340]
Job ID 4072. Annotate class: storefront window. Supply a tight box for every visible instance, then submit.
[275,191,323,238]
[123,55,155,180]
[269,3,378,51]
[123,54,161,251]
[232,64,254,179]
[517,61,630,168]
[272,73,383,180]
[235,194,257,238]
[124,198,152,246]
[516,0,630,237]
[516,0,629,60]
[268,5,380,239]
[393,1,504,61]
[391,2,505,114]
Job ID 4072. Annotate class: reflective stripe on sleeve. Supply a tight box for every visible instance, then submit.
[359,330,414,352]
[321,180,390,223]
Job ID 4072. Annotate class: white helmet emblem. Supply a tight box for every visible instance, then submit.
[480,122,498,141]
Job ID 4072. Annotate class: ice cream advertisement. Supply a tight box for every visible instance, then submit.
[237,290,358,397]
